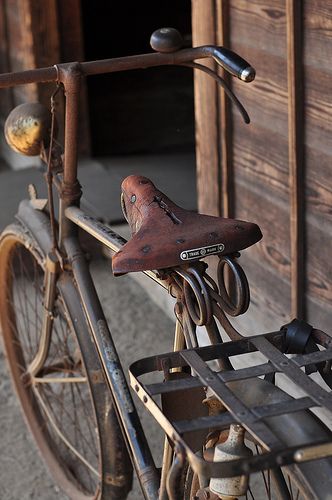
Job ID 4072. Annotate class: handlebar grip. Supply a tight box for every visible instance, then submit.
[212,47,255,82]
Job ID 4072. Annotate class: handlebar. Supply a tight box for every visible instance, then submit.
[3,27,256,189]
[0,28,255,88]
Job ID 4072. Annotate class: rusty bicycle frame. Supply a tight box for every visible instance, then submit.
[2,36,332,500]
[0,43,254,499]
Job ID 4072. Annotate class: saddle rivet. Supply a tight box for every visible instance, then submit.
[131,194,136,203]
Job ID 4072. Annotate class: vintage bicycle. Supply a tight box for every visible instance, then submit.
[0,27,332,499]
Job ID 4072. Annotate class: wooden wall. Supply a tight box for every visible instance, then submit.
[192,0,332,334]
[0,0,60,111]
[0,0,89,155]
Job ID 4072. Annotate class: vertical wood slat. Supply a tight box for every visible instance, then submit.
[57,0,91,155]
[28,0,60,105]
[4,0,60,104]
[192,0,220,216]
[5,0,38,103]
[0,0,13,115]
[286,0,305,319]
[216,0,234,218]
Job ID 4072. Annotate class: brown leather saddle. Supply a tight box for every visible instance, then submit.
[112,175,262,275]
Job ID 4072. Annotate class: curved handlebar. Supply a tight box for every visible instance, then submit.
[150,27,255,82]
[0,29,255,88]
[0,28,255,126]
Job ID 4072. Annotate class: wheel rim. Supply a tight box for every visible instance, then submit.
[0,236,101,498]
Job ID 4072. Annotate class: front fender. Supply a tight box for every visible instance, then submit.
[15,200,53,257]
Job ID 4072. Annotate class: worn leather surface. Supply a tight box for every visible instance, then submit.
[112,175,262,275]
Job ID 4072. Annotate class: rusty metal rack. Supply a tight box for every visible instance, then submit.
[129,328,332,478]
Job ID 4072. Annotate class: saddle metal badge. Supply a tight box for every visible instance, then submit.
[180,243,225,261]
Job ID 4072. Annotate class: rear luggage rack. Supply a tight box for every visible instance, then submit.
[129,328,332,478]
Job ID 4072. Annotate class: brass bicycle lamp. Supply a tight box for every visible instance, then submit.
[5,102,53,156]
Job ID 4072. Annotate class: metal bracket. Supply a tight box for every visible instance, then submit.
[28,184,48,211]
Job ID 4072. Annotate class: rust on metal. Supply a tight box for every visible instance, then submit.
[104,472,128,487]
[130,326,332,479]
[5,102,53,156]
[0,45,255,90]
[90,370,105,384]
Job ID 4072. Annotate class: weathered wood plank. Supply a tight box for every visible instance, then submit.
[29,0,59,68]
[28,0,60,105]
[0,0,13,115]
[229,0,287,56]
[56,0,90,154]
[192,0,220,216]
[4,0,61,105]
[237,253,291,332]
[195,0,332,334]
[231,48,288,138]
[235,181,291,284]
[306,221,332,314]
[303,0,332,72]
[57,0,84,62]
[5,0,37,103]
[304,0,332,332]
[232,118,289,201]
[216,0,233,218]
[286,0,305,319]
[304,67,332,157]
[306,147,332,224]
[239,195,332,315]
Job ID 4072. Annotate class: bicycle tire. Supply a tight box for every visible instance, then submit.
[182,377,332,499]
[0,222,132,499]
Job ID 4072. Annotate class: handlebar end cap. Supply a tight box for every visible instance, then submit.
[240,66,256,83]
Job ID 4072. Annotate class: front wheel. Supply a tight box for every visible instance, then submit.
[0,223,132,499]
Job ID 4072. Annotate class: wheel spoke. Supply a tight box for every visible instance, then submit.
[255,445,270,497]
[33,376,87,384]
[34,387,99,477]
[288,474,294,500]
[1,238,101,496]
[39,380,98,458]
[247,485,255,500]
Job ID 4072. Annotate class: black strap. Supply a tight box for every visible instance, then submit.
[282,319,322,376]
[282,318,313,354]
[265,319,313,383]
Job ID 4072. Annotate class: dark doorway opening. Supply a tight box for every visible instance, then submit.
[81,1,194,156]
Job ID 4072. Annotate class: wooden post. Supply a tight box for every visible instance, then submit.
[5,0,39,104]
[216,0,233,218]
[0,0,13,115]
[57,0,91,155]
[191,0,220,216]
[286,0,305,319]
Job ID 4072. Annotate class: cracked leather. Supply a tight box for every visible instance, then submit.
[112,175,262,275]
